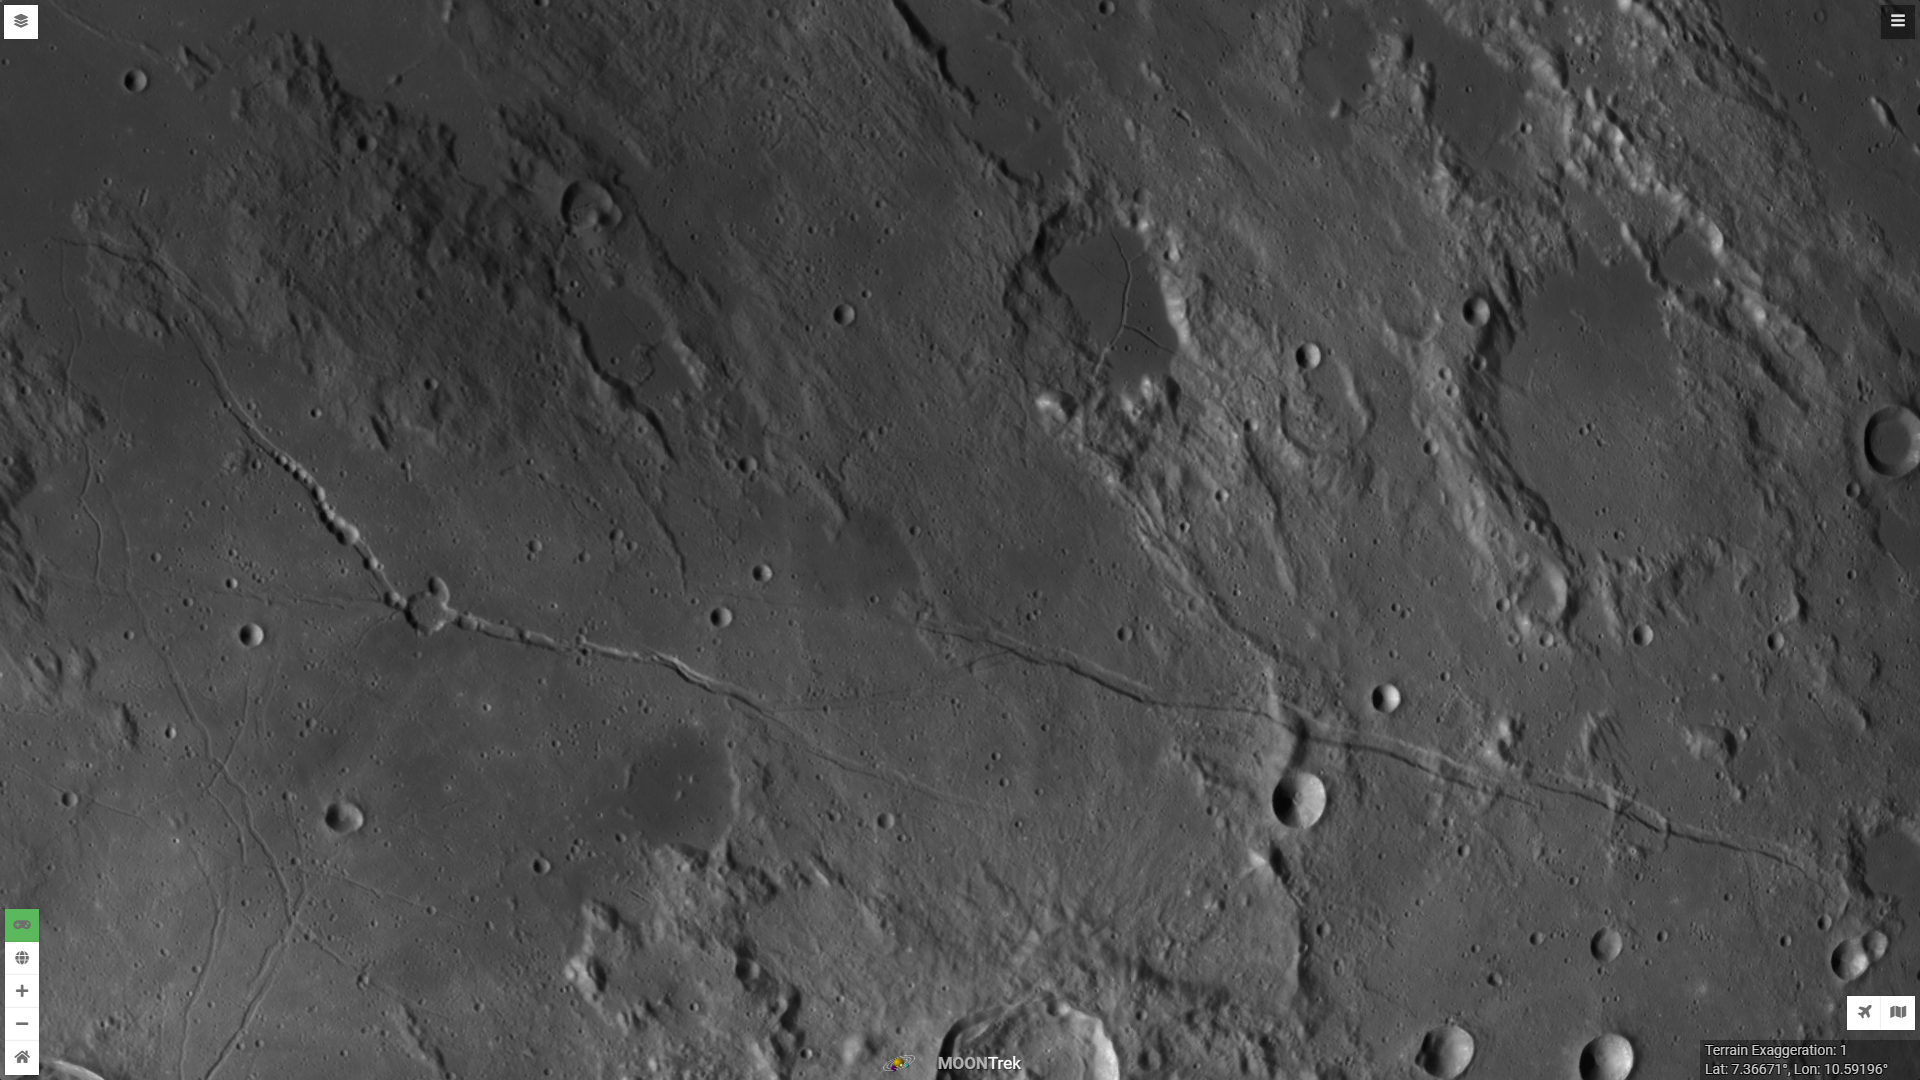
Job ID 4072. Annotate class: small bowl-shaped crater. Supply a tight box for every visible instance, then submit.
[1579,1033,1635,1080]
[1415,1024,1474,1079]
[323,800,365,835]
[1864,405,1920,478]
[1272,771,1327,829]
[561,179,622,234]
[1832,937,1869,981]
[1370,683,1402,714]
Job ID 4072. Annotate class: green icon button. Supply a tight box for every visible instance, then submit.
[4,910,37,942]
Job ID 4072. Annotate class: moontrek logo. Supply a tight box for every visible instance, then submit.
[934,1056,1024,1071]
[884,1056,915,1072]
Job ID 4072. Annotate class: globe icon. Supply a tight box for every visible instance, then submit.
[10,952,24,966]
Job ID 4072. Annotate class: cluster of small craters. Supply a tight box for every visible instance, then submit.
[264,446,379,577]
[1415,1023,1634,1078]
[1830,929,1890,982]
[401,576,456,635]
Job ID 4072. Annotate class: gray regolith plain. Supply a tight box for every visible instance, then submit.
[1,0,1918,1077]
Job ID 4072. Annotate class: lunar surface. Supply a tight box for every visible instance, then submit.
[1,0,1919,1077]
